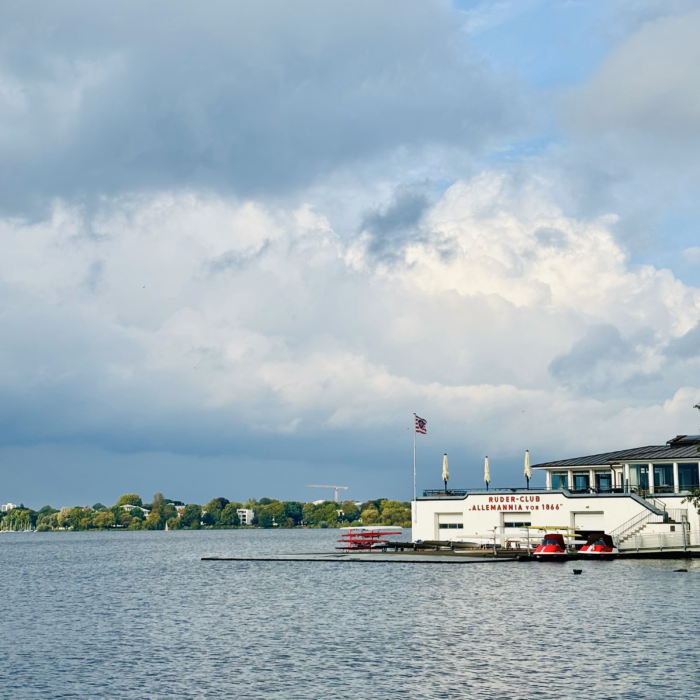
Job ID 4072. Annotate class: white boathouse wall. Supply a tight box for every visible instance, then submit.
[412,492,699,543]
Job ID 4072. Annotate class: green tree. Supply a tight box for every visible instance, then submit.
[360,499,384,514]
[340,501,359,522]
[683,406,700,510]
[68,507,87,529]
[310,503,338,527]
[116,494,143,507]
[379,500,411,527]
[3,509,31,531]
[119,512,132,527]
[181,504,202,528]
[128,507,146,521]
[258,510,274,528]
[284,501,303,526]
[109,505,126,521]
[166,517,180,530]
[259,497,273,506]
[94,511,116,529]
[264,500,285,525]
[302,502,316,525]
[219,503,240,527]
[360,507,380,525]
[127,518,143,530]
[39,512,60,530]
[92,503,106,511]
[205,498,229,525]
[37,505,58,518]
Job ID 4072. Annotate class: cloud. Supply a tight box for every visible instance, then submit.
[0,0,522,214]
[1,172,699,501]
[568,10,700,136]
[539,6,700,258]
[358,184,431,261]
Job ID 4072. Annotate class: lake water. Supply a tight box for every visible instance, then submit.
[1,529,698,699]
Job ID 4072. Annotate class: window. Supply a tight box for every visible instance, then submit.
[678,463,699,491]
[629,465,649,492]
[573,472,590,491]
[439,523,463,529]
[595,471,612,492]
[504,521,531,528]
[551,472,568,490]
[653,464,674,493]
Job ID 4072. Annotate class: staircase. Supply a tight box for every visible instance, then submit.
[617,520,655,548]
[610,498,668,546]
[611,499,689,549]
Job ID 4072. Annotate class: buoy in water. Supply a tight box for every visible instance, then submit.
[573,569,582,575]
[674,568,688,572]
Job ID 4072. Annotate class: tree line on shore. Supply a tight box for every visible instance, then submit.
[0,493,412,531]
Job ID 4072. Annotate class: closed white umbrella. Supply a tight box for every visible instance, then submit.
[484,456,490,491]
[442,453,449,491]
[524,450,532,489]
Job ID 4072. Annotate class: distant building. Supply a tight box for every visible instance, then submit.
[121,504,150,515]
[1,503,17,512]
[237,508,255,525]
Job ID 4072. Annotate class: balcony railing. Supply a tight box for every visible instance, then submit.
[421,484,700,498]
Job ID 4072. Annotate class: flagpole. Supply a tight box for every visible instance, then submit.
[413,413,417,523]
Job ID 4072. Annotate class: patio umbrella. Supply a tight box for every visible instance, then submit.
[442,453,449,491]
[524,450,532,489]
[484,456,490,491]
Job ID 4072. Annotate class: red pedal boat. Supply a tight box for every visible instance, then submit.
[579,532,619,559]
[534,533,568,561]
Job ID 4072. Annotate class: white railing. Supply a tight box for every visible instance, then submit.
[610,509,665,542]
[618,529,700,551]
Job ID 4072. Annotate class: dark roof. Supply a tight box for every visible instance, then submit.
[667,435,700,445]
[532,441,700,469]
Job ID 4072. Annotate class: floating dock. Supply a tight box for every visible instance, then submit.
[202,551,518,564]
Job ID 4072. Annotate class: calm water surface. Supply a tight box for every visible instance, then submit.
[1,529,698,699]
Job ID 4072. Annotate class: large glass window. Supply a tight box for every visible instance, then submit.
[629,464,649,492]
[573,472,590,492]
[595,471,612,492]
[678,463,699,491]
[551,472,568,490]
[653,464,674,493]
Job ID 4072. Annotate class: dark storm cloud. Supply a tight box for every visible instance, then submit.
[0,0,521,214]
[360,185,431,260]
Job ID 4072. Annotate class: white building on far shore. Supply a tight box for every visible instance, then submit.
[121,504,150,515]
[1,503,17,512]
[237,508,255,525]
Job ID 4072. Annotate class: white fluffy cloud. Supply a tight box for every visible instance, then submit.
[2,173,699,489]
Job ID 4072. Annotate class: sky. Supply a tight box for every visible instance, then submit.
[2,0,700,508]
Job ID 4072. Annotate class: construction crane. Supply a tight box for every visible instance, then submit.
[306,485,348,503]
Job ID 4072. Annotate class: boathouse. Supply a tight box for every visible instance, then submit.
[412,435,700,553]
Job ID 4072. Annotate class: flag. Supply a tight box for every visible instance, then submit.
[415,415,427,434]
